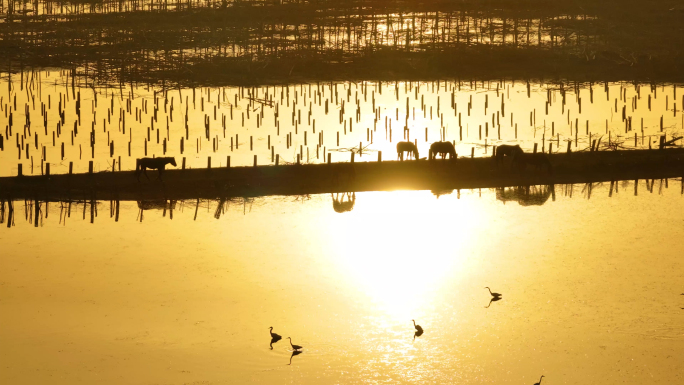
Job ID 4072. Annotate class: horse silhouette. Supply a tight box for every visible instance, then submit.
[494,144,524,167]
[135,157,177,181]
[332,192,356,213]
[512,152,553,174]
[429,141,457,160]
[396,141,419,161]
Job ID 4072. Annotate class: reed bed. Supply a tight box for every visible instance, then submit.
[2,0,682,86]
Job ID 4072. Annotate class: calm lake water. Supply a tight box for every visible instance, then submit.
[1,183,683,384]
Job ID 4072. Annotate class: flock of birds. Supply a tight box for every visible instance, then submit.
[267,287,546,383]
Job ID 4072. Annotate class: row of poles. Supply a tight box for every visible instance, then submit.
[1,69,683,177]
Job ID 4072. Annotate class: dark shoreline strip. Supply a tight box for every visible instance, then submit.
[1,149,683,201]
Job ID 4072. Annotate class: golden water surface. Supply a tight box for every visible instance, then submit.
[1,184,683,384]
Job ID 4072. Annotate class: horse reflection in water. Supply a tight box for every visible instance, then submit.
[431,189,454,199]
[136,199,177,222]
[332,192,356,213]
[496,185,555,206]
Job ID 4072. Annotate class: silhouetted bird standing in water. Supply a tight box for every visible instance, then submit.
[287,337,303,351]
[269,327,282,350]
[533,375,545,385]
[485,287,502,298]
[412,319,423,333]
[269,327,282,341]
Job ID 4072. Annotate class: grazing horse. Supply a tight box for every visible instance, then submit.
[396,141,419,161]
[135,157,177,181]
[512,152,553,174]
[495,144,524,166]
[429,141,457,160]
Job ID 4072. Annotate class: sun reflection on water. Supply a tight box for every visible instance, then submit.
[326,191,484,320]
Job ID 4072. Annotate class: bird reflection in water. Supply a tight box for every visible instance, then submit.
[485,296,502,308]
[268,327,282,350]
[332,192,356,213]
[288,350,303,365]
[533,375,545,385]
[496,185,555,206]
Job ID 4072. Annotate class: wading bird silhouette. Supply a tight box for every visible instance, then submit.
[412,319,423,333]
[287,337,303,351]
[269,327,282,340]
[485,296,502,308]
[269,327,282,349]
[485,287,502,298]
[534,375,545,385]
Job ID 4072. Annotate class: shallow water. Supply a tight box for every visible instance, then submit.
[1,183,683,384]
[1,72,682,177]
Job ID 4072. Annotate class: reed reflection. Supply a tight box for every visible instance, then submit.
[1,178,680,228]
